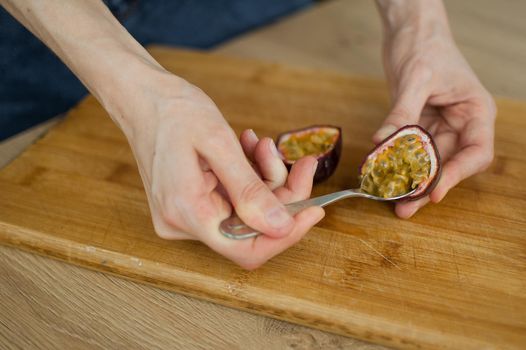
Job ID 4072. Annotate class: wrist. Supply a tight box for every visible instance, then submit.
[99,56,192,140]
[90,50,166,128]
[375,0,451,40]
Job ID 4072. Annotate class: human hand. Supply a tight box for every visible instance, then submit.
[117,72,324,269]
[1,0,326,268]
[374,4,496,218]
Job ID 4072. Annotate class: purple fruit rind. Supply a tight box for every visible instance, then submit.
[276,125,342,183]
[359,125,441,201]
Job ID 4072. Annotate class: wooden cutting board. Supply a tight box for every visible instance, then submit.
[1,47,525,350]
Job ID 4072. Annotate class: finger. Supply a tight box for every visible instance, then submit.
[206,206,325,270]
[150,144,229,239]
[430,128,459,164]
[393,129,455,219]
[202,171,219,192]
[199,156,322,269]
[430,123,494,203]
[199,128,294,238]
[430,145,493,203]
[239,129,264,178]
[395,196,430,219]
[253,137,288,190]
[151,144,206,202]
[278,156,318,203]
[373,74,431,143]
[243,206,325,269]
[240,129,259,162]
[150,214,196,240]
[198,157,211,172]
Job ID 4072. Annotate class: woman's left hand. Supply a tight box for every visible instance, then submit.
[374,10,496,218]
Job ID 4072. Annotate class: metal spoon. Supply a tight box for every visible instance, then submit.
[219,187,416,240]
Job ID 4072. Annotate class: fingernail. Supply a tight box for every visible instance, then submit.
[268,140,280,157]
[374,124,397,142]
[247,129,259,143]
[312,160,319,177]
[265,206,293,229]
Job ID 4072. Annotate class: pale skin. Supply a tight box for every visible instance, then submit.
[374,0,496,218]
[1,0,495,269]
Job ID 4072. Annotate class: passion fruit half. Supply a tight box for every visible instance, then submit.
[276,125,342,183]
[359,125,441,200]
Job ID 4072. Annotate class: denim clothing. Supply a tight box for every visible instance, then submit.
[0,0,312,140]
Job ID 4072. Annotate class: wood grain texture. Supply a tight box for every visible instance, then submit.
[2,1,526,348]
[0,245,382,350]
[1,48,525,350]
[217,0,526,100]
[0,117,61,169]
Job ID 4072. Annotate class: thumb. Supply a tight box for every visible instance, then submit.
[373,81,430,144]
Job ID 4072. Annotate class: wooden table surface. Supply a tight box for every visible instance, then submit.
[1,1,525,349]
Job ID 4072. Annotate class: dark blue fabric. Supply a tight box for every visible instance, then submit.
[0,0,313,141]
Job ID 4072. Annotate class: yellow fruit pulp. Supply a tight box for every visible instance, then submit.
[360,134,431,198]
[279,129,338,161]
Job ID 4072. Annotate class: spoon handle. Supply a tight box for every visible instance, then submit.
[285,189,358,214]
[219,189,360,240]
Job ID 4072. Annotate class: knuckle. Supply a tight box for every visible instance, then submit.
[475,90,497,120]
[389,104,414,125]
[160,192,217,230]
[410,60,433,81]
[158,193,193,228]
[152,217,191,241]
[203,126,236,150]
[237,178,269,205]
[481,148,495,170]
[152,219,175,240]
[151,208,180,240]
[486,95,497,119]
[159,202,181,228]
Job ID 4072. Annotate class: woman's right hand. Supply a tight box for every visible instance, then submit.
[115,68,324,269]
[1,0,324,268]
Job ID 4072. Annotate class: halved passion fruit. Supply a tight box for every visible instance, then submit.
[359,125,441,200]
[276,125,342,183]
